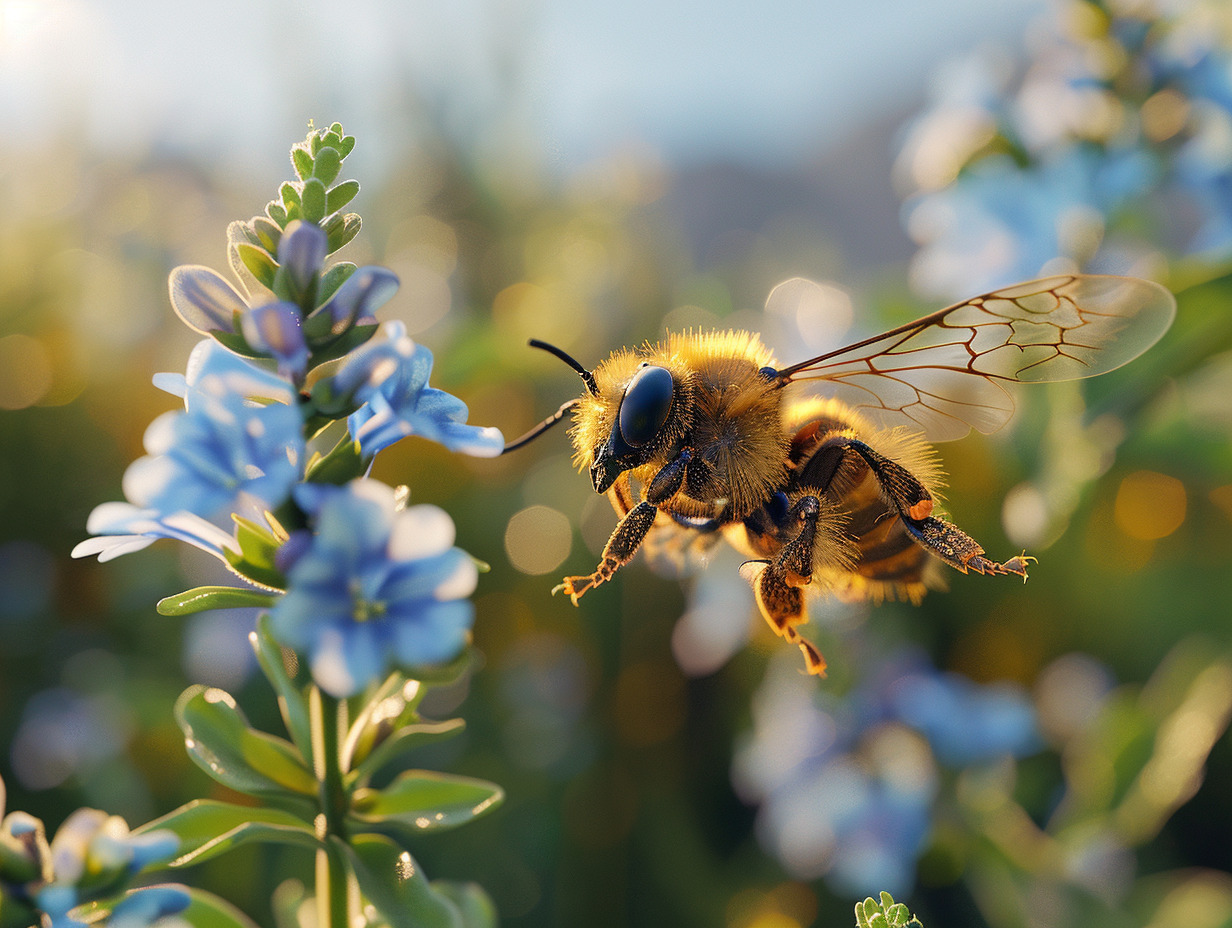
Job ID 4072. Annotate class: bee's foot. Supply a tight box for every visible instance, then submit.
[553,573,603,605]
[796,637,828,677]
[964,552,1035,579]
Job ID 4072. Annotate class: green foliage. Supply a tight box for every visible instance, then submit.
[156,586,279,616]
[174,685,318,804]
[349,770,504,838]
[135,802,320,868]
[855,892,923,928]
[261,122,360,241]
[343,835,496,928]
[148,604,501,925]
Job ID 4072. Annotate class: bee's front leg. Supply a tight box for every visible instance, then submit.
[740,495,829,677]
[555,449,693,604]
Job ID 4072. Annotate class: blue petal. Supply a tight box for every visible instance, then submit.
[312,266,400,336]
[168,266,247,335]
[241,302,309,381]
[108,885,192,928]
[311,622,385,697]
[277,220,328,295]
[389,600,473,667]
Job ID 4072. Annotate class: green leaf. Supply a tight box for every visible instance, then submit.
[431,882,498,928]
[267,201,288,226]
[280,181,301,209]
[326,179,360,214]
[178,885,265,928]
[157,586,279,617]
[236,242,278,290]
[233,515,284,567]
[301,178,327,224]
[318,261,357,307]
[135,800,319,868]
[210,330,263,359]
[175,685,317,803]
[327,213,362,253]
[342,674,420,771]
[308,320,377,368]
[854,893,923,928]
[304,435,366,485]
[291,147,314,181]
[251,613,314,760]
[224,550,287,592]
[313,147,342,185]
[337,133,356,159]
[350,719,466,788]
[349,770,503,839]
[251,217,283,253]
[341,835,463,928]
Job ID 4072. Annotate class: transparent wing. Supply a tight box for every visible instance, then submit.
[775,274,1176,441]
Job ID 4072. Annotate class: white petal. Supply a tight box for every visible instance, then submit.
[311,629,359,698]
[434,555,478,601]
[388,505,456,561]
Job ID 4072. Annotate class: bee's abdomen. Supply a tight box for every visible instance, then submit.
[788,410,942,602]
[826,468,929,582]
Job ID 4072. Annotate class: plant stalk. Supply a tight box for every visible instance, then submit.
[311,686,352,928]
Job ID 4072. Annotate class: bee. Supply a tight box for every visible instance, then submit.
[503,275,1175,675]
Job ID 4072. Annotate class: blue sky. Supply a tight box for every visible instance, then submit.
[0,0,1045,176]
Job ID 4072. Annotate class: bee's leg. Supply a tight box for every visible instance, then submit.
[900,516,1034,578]
[556,449,692,603]
[828,437,935,520]
[740,495,828,676]
[834,437,1032,577]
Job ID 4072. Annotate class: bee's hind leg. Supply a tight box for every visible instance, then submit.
[739,494,829,676]
[839,437,1033,579]
[901,516,1034,578]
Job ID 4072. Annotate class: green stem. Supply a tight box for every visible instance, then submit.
[311,686,352,928]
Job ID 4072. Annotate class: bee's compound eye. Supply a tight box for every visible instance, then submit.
[618,365,674,448]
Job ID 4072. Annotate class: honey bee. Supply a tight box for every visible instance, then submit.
[503,275,1175,675]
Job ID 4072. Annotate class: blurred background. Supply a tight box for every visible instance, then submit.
[3,0,1232,926]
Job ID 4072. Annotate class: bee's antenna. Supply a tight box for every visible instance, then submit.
[529,339,598,396]
[501,399,579,454]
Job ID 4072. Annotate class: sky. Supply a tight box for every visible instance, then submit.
[0,0,1048,179]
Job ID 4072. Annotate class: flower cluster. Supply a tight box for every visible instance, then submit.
[0,775,183,928]
[72,123,502,697]
[897,0,1232,298]
[732,650,1039,898]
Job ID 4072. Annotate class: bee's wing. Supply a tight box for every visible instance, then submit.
[775,275,1176,441]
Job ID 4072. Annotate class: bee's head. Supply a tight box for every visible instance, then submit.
[583,360,682,492]
[507,340,689,492]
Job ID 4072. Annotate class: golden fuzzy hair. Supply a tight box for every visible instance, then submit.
[569,330,791,517]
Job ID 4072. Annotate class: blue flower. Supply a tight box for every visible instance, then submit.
[311,265,399,338]
[268,479,478,697]
[0,789,181,928]
[124,341,304,522]
[899,1,1232,289]
[106,886,192,928]
[733,650,1039,896]
[903,148,1154,300]
[71,503,238,563]
[339,321,504,458]
[240,300,309,383]
[889,670,1040,767]
[277,220,328,299]
[73,341,304,562]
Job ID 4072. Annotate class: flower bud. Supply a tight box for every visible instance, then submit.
[278,220,328,299]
